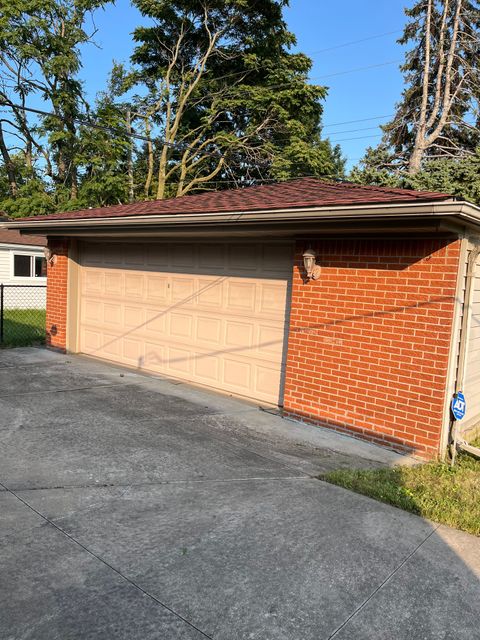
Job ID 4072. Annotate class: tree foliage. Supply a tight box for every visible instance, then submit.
[352,0,480,204]
[384,0,480,173]
[351,145,480,205]
[0,0,343,215]
[126,0,343,198]
[0,0,112,205]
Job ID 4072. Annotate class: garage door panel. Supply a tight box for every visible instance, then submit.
[124,245,145,266]
[103,303,122,326]
[197,278,224,307]
[223,358,251,391]
[261,244,292,274]
[168,346,192,375]
[123,338,144,364]
[100,333,121,358]
[125,273,145,299]
[228,244,258,272]
[124,305,145,329]
[146,244,169,267]
[259,283,287,314]
[171,277,195,304]
[196,316,222,344]
[82,329,102,351]
[84,270,104,294]
[144,308,166,334]
[144,343,165,371]
[81,244,104,266]
[194,353,220,383]
[257,325,285,357]
[79,241,291,405]
[104,271,124,296]
[226,281,256,312]
[83,299,102,323]
[169,312,194,339]
[146,275,168,301]
[225,320,253,348]
[255,364,282,398]
[171,244,196,268]
[199,244,225,269]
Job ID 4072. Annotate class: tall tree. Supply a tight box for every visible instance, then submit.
[382,0,480,173]
[129,0,343,199]
[0,0,111,200]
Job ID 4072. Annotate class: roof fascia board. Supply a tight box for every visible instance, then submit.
[2,200,479,233]
[0,242,45,249]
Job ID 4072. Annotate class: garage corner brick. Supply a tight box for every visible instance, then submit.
[283,237,462,459]
[46,237,69,351]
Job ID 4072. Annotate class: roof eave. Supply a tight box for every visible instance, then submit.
[2,199,479,233]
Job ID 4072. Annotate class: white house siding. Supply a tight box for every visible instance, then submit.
[0,244,46,309]
[461,251,480,434]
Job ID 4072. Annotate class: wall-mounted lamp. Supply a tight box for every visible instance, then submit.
[44,247,57,266]
[303,248,321,280]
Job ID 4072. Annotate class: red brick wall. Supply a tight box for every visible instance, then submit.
[283,236,462,459]
[45,237,68,352]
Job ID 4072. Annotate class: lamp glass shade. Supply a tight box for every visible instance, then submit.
[302,249,317,277]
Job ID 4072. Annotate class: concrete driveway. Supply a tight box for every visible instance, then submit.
[0,348,478,640]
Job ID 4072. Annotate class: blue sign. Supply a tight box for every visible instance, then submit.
[451,392,466,420]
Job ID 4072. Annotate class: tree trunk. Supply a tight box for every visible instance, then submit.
[408,140,425,174]
[144,117,154,199]
[126,110,134,203]
[156,145,169,199]
[70,168,78,200]
[0,122,18,197]
[25,140,33,172]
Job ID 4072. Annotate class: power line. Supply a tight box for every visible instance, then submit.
[327,133,383,143]
[305,30,402,56]
[0,101,224,159]
[1,100,391,161]
[326,124,386,136]
[0,95,396,147]
[310,60,401,81]
[323,114,394,128]
[247,60,401,93]
[1,102,152,141]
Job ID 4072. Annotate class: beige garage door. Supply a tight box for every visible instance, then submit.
[78,241,292,405]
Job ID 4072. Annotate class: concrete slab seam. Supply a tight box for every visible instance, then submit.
[10,478,311,529]
[0,382,135,398]
[0,479,214,640]
[10,476,309,492]
[326,522,442,639]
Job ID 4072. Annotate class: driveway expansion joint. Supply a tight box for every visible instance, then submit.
[326,523,441,639]
[0,479,214,640]
[0,381,136,398]
[9,476,311,492]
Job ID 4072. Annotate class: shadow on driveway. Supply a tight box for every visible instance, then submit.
[0,348,478,640]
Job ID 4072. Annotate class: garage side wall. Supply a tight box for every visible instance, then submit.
[46,237,69,351]
[283,237,462,459]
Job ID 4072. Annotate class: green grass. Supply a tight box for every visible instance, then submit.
[1,308,46,347]
[321,454,480,536]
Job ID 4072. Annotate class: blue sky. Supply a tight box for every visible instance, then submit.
[80,0,409,170]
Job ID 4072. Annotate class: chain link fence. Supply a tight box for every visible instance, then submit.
[0,284,47,347]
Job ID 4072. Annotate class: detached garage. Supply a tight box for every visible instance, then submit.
[5,177,480,460]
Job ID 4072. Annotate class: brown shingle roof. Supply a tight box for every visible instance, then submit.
[0,228,45,246]
[23,178,453,222]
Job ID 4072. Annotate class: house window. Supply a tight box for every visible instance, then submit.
[13,254,47,278]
